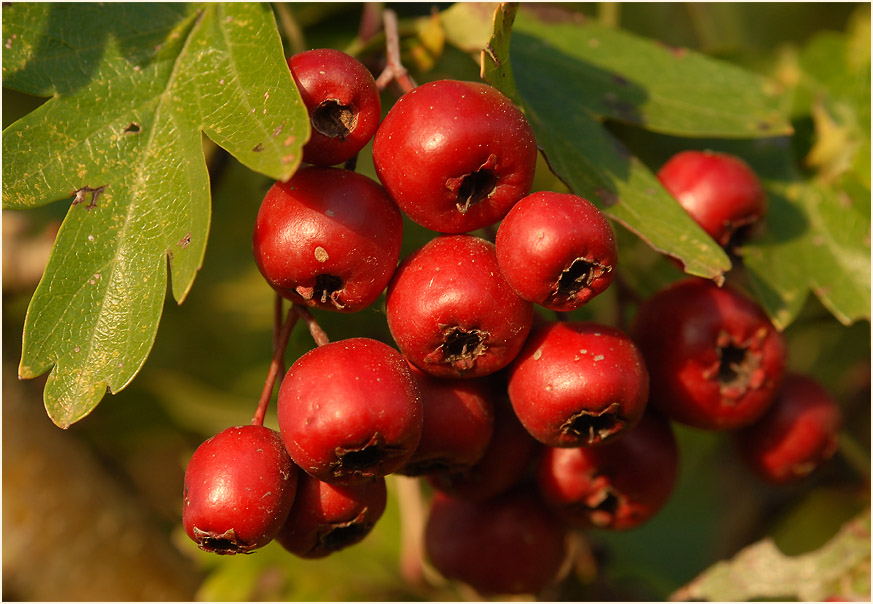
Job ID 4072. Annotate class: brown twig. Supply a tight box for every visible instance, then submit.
[293,304,331,347]
[251,304,300,427]
[273,2,306,55]
[375,8,417,94]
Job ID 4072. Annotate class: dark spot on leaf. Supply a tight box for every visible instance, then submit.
[253,143,264,152]
[612,75,629,86]
[124,122,141,134]
[758,122,772,131]
[72,185,106,211]
[178,233,192,249]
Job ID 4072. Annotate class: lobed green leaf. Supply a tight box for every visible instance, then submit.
[2,2,309,427]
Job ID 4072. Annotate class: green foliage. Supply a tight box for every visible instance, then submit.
[2,2,309,427]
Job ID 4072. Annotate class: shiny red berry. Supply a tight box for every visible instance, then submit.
[386,234,534,379]
[182,425,298,554]
[658,150,766,249]
[373,79,538,233]
[277,338,422,485]
[398,365,495,476]
[496,191,617,311]
[287,48,381,166]
[252,167,403,312]
[736,373,842,484]
[508,321,649,447]
[276,473,387,558]
[427,395,541,501]
[425,489,567,595]
[631,278,787,430]
[537,411,678,530]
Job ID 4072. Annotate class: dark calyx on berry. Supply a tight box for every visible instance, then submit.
[709,329,766,402]
[312,99,356,140]
[296,274,345,309]
[446,154,499,214]
[331,433,407,480]
[560,402,625,445]
[548,257,614,307]
[425,326,491,373]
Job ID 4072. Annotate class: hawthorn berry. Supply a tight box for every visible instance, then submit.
[427,395,541,501]
[182,425,298,554]
[277,337,422,485]
[386,234,534,379]
[508,321,649,447]
[631,278,787,430]
[398,365,495,476]
[658,150,766,249]
[252,166,402,312]
[496,191,617,311]
[425,489,568,595]
[276,473,387,559]
[736,373,842,484]
[287,48,381,167]
[372,79,538,233]
[537,411,679,530]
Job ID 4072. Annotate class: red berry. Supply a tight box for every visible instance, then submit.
[736,373,842,484]
[398,365,495,476]
[373,79,538,233]
[427,394,540,501]
[252,167,403,312]
[276,473,387,558]
[496,191,617,311]
[658,150,766,248]
[425,489,567,595]
[287,48,381,167]
[182,425,298,554]
[386,234,534,379]
[631,278,787,430]
[508,321,649,447]
[277,338,423,485]
[537,411,679,530]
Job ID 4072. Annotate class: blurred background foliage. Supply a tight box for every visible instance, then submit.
[3,2,870,601]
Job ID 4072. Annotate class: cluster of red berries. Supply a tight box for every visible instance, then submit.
[182,49,843,595]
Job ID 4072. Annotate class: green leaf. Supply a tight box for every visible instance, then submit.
[510,9,793,138]
[671,509,871,602]
[2,2,309,428]
[482,4,732,281]
[742,17,871,329]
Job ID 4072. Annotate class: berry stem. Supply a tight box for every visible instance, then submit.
[293,304,331,346]
[273,2,306,55]
[375,9,417,94]
[392,475,429,588]
[251,302,300,427]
